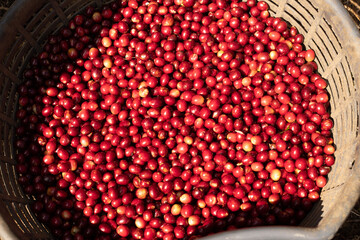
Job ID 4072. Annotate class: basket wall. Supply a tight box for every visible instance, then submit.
[0,0,359,239]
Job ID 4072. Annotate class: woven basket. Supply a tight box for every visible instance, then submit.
[0,0,359,239]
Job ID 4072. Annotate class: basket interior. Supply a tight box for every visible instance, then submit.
[0,0,359,239]
[266,0,360,228]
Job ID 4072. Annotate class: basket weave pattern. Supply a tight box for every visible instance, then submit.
[0,0,359,239]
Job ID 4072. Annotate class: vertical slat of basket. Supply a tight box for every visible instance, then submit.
[0,0,67,239]
[0,0,52,238]
[0,0,114,239]
[281,0,360,232]
[315,0,360,233]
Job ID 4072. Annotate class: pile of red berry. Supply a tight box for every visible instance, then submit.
[15,0,335,239]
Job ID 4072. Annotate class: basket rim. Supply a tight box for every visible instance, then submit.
[0,0,359,240]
